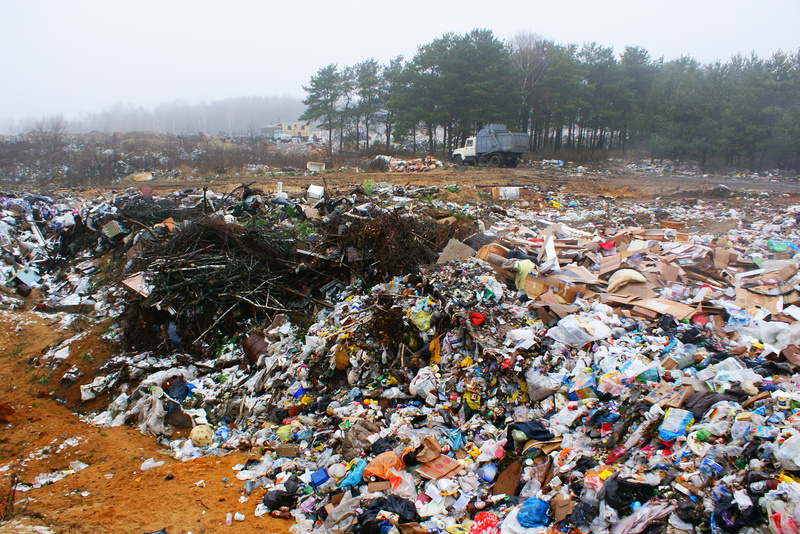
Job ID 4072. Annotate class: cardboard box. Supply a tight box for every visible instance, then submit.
[663,386,694,409]
[367,480,392,492]
[276,444,300,457]
[524,274,586,303]
[644,382,675,406]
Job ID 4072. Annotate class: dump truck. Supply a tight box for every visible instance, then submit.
[451,125,528,168]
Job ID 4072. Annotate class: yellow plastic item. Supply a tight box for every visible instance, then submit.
[464,392,480,410]
[276,425,293,442]
[411,310,433,331]
[429,337,441,364]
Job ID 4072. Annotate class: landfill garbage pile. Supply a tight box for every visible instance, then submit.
[373,155,444,172]
[7,180,800,534]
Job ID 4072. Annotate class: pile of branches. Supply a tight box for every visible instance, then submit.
[124,219,302,352]
[323,210,470,281]
[117,196,199,226]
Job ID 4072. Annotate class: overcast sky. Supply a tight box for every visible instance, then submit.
[2,0,798,122]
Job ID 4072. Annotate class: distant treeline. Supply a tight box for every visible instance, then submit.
[301,29,800,170]
[3,96,305,137]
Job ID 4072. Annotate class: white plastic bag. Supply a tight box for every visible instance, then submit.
[547,315,612,347]
[525,367,560,402]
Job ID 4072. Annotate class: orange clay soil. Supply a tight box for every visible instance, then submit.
[0,307,292,534]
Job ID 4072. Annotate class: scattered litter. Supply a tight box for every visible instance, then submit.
[4,179,800,534]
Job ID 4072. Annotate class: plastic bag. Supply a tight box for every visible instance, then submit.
[525,367,560,402]
[658,408,694,441]
[141,458,164,471]
[316,490,360,534]
[409,367,437,399]
[547,315,612,347]
[364,451,404,480]
[774,433,800,471]
[389,469,417,500]
[339,458,367,488]
[411,310,433,331]
[263,489,296,510]
[468,512,499,534]
[517,497,550,527]
[127,394,166,436]
[276,425,293,442]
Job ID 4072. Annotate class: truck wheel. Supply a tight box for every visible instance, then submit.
[489,154,502,167]
[505,157,518,168]
[453,155,463,166]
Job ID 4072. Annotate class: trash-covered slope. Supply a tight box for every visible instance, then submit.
[4,179,800,534]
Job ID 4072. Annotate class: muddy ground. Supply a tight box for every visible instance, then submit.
[1,165,799,533]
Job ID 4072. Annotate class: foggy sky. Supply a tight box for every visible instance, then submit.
[2,0,798,123]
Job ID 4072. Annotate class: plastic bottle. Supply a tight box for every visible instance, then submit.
[748,478,779,495]
[225,512,233,526]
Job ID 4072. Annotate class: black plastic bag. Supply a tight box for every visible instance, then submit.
[602,475,656,511]
[263,489,296,510]
[371,436,399,455]
[713,493,764,532]
[566,501,598,526]
[356,495,419,534]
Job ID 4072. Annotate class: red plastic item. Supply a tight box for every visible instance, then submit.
[470,313,485,326]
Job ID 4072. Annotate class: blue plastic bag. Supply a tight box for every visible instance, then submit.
[339,458,367,488]
[517,497,549,527]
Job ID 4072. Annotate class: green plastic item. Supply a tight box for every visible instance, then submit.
[768,239,788,253]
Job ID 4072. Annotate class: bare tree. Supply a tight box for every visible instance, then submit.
[510,33,551,135]
[29,114,67,152]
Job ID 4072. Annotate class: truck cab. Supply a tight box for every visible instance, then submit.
[452,138,477,165]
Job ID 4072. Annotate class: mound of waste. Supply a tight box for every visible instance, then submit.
[7,181,800,534]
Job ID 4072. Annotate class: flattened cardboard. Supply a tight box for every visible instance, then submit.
[368,480,392,492]
[638,298,696,320]
[734,286,784,314]
[417,454,463,480]
[598,254,622,275]
[492,459,522,495]
[631,306,659,320]
[599,294,638,305]
[714,248,731,269]
[276,444,300,457]
[121,272,152,298]
[551,494,575,522]
[658,263,681,283]
[616,282,658,300]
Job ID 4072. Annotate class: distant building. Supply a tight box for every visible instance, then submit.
[281,122,311,140]
[260,122,311,141]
